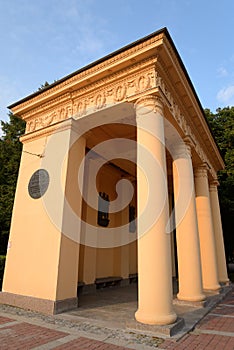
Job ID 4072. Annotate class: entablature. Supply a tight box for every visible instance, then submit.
[10,28,224,180]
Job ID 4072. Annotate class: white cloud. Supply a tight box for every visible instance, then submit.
[217,85,234,106]
[217,66,228,77]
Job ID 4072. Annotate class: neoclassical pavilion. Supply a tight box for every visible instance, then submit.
[0,28,229,326]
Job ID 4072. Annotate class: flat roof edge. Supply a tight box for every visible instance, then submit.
[8,27,168,109]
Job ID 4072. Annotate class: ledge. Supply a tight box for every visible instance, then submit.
[0,292,77,315]
[126,317,185,337]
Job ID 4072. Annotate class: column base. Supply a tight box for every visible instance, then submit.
[135,309,177,326]
[177,292,206,302]
[219,280,230,286]
[0,291,78,315]
[203,287,222,295]
[203,283,221,292]
[174,298,207,308]
[128,317,184,337]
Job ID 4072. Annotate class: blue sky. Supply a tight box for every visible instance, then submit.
[0,0,234,125]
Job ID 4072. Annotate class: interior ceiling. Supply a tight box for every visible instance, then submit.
[82,102,192,178]
[86,123,137,177]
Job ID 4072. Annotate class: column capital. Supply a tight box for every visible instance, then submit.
[183,135,196,150]
[209,179,220,192]
[194,163,209,179]
[172,141,192,159]
[210,178,220,186]
[134,95,163,116]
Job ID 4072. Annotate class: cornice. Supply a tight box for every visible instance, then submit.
[10,28,223,181]
[154,73,218,179]
[20,118,79,143]
[24,63,157,134]
[11,35,164,115]
[156,44,224,172]
[21,57,157,122]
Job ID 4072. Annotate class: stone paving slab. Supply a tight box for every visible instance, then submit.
[158,286,234,350]
[126,317,185,337]
[0,285,232,349]
[52,336,131,349]
[0,321,69,350]
[197,314,234,333]
[211,304,234,316]
[159,333,234,349]
[0,315,14,324]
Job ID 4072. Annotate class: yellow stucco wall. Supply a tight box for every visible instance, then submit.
[3,136,61,300]
[3,126,86,302]
[78,159,137,284]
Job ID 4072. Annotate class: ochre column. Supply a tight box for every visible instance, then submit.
[172,142,205,301]
[135,95,177,325]
[209,180,229,284]
[194,165,220,291]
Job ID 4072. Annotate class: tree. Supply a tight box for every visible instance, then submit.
[0,81,51,256]
[0,113,25,255]
[204,107,234,261]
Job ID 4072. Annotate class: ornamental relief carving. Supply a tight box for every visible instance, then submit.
[26,104,73,133]
[25,68,156,133]
[71,70,155,119]
[155,73,216,179]
[23,92,72,121]
[22,57,157,120]
[114,83,127,102]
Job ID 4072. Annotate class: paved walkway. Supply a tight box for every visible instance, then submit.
[0,286,233,349]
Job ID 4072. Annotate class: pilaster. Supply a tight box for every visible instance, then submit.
[2,119,86,313]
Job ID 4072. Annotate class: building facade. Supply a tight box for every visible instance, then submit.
[0,28,229,326]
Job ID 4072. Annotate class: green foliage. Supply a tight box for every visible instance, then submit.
[0,113,25,255]
[204,107,234,261]
[0,255,6,290]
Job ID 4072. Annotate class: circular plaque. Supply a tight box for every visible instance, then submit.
[28,169,49,199]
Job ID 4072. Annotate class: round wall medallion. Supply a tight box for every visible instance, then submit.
[28,169,49,199]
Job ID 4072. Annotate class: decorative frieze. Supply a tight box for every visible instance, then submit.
[25,63,157,133]
[26,103,73,133]
[22,56,217,181]
[22,57,157,121]
[155,73,217,180]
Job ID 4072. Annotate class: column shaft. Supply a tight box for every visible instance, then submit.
[209,182,229,284]
[194,166,220,290]
[172,143,205,301]
[135,95,176,325]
